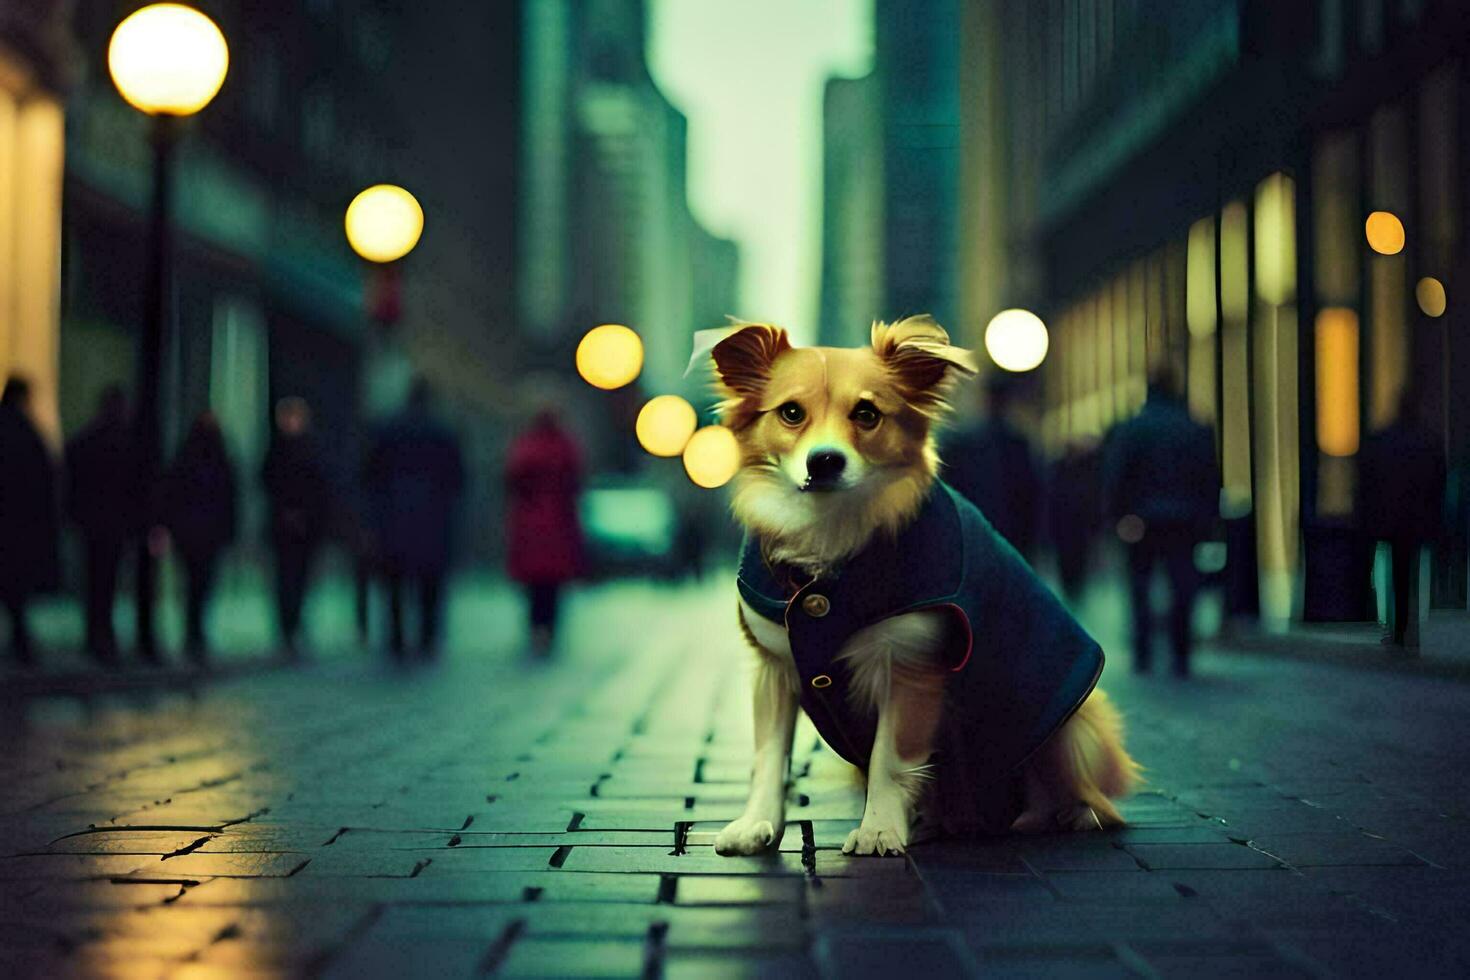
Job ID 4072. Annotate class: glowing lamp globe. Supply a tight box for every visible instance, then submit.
[575,324,643,390]
[682,425,740,489]
[1416,277,1447,317]
[345,185,424,263]
[984,308,1049,372]
[1365,211,1405,256]
[108,4,229,116]
[636,395,698,457]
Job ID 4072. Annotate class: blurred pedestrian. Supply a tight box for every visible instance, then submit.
[942,374,1042,562]
[262,397,329,658]
[365,378,465,661]
[160,412,237,665]
[0,377,61,668]
[1104,368,1219,677]
[505,410,584,655]
[1048,438,1102,602]
[1359,389,1446,648]
[63,385,135,665]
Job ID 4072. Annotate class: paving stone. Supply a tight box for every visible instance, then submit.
[972,942,1134,979]
[559,844,804,876]
[0,854,154,880]
[805,876,938,924]
[918,869,1057,909]
[496,937,647,978]
[1012,840,1143,873]
[813,928,978,978]
[674,875,805,905]
[321,937,495,980]
[130,851,312,879]
[1246,832,1430,868]
[1046,870,1196,902]
[1123,842,1285,870]
[1130,939,1318,979]
[664,950,817,979]
[4,581,1470,976]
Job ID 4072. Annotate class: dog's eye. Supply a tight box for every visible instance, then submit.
[850,401,882,430]
[777,402,806,425]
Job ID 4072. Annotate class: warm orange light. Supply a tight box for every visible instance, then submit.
[1416,277,1447,317]
[1365,211,1405,256]
[682,425,740,488]
[635,395,697,457]
[108,4,229,116]
[575,324,643,390]
[1315,308,1360,457]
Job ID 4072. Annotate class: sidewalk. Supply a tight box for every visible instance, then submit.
[2,576,1468,977]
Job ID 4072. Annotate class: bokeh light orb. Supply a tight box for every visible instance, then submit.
[1117,514,1146,544]
[108,4,229,116]
[1365,211,1405,256]
[636,395,697,457]
[345,184,424,263]
[984,308,1050,372]
[682,425,740,489]
[1416,276,1447,317]
[575,324,643,390]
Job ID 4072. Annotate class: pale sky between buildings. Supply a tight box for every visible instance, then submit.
[648,0,874,346]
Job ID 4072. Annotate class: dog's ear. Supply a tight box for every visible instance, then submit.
[711,323,791,423]
[871,315,978,417]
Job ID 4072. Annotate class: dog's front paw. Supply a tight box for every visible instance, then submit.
[841,823,907,857]
[714,816,782,855]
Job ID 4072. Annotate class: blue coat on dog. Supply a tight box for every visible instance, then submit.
[737,480,1104,834]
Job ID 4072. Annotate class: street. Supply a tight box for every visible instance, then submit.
[2,577,1468,979]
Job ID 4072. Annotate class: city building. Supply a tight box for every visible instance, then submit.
[817,71,883,347]
[876,0,960,338]
[0,1,76,445]
[62,0,409,519]
[960,0,1470,628]
[518,0,738,469]
[817,1,960,349]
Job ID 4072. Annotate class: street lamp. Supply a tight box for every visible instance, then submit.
[108,3,228,661]
[346,184,423,326]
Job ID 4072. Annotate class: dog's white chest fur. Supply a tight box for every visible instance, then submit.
[739,598,948,709]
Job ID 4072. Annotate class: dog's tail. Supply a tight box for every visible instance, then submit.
[1053,689,1143,823]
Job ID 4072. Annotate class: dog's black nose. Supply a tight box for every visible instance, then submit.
[806,450,847,485]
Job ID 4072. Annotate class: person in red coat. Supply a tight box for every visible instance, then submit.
[505,411,584,654]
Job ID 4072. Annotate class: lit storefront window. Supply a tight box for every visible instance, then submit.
[1219,200,1252,514]
[1185,216,1217,426]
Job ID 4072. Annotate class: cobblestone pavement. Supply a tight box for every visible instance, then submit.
[3,579,1468,978]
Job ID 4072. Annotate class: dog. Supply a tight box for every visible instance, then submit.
[708,316,1140,857]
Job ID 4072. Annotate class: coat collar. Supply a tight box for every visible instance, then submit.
[737,481,966,625]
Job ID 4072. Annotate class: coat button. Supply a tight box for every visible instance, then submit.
[811,674,833,689]
[802,593,830,618]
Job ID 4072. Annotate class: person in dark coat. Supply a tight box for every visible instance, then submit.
[261,397,329,657]
[1103,369,1220,677]
[63,385,135,665]
[941,375,1042,563]
[364,379,465,660]
[505,410,585,654]
[0,377,61,667]
[161,412,237,664]
[1047,438,1103,603]
[1359,390,1447,647]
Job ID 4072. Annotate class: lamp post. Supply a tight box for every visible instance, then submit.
[345,183,424,326]
[108,3,228,661]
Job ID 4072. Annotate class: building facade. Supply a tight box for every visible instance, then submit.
[817,71,883,347]
[0,0,76,445]
[962,0,1470,626]
[518,0,738,469]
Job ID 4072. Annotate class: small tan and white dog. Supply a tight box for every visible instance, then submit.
[709,316,1139,857]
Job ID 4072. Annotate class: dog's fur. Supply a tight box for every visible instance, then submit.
[712,316,1140,856]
